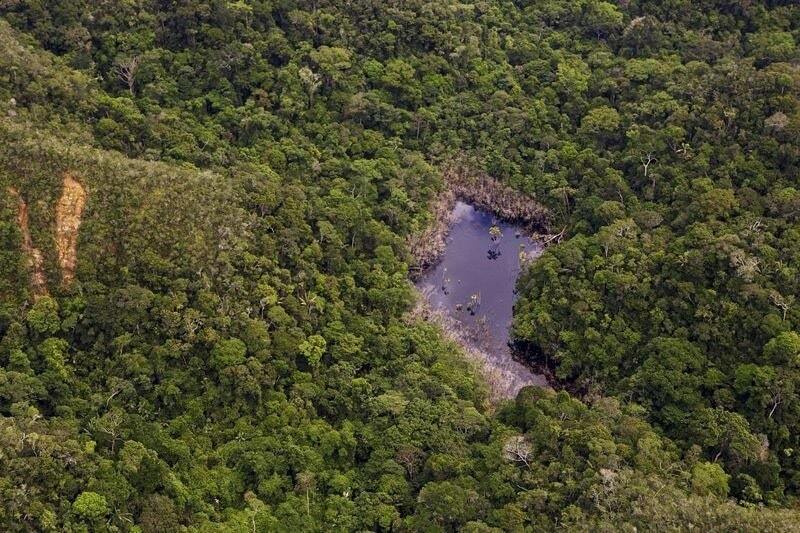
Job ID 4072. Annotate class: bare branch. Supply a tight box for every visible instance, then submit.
[113,56,141,96]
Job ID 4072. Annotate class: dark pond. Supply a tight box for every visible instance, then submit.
[416,201,548,395]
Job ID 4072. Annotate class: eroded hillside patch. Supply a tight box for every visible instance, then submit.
[7,186,48,298]
[55,173,86,285]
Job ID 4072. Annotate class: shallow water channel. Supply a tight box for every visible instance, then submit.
[416,201,548,397]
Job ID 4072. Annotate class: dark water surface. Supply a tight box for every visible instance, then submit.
[417,202,548,394]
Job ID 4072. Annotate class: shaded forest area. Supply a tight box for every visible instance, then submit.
[0,0,799,531]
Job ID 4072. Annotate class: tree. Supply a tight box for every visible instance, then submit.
[634,338,706,427]
[691,462,730,497]
[112,55,141,95]
[26,296,59,336]
[212,338,247,369]
[763,332,800,365]
[309,46,352,90]
[556,57,590,96]
[298,66,322,107]
[298,334,326,367]
[139,494,180,533]
[691,408,764,467]
[73,491,109,522]
[295,471,316,517]
[381,59,422,106]
[90,408,125,453]
[415,481,484,528]
[580,106,621,146]
[584,1,624,39]
[749,31,797,65]
[502,435,533,468]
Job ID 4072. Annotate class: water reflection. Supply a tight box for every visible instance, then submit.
[417,201,548,395]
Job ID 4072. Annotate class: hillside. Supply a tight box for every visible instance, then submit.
[1,1,800,531]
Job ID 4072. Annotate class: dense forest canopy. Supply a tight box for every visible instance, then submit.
[0,0,799,530]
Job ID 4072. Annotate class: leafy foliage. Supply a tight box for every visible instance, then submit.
[0,0,799,530]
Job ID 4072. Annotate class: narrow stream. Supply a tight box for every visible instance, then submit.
[416,201,548,397]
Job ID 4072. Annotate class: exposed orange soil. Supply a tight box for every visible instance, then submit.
[54,173,86,285]
[7,186,49,298]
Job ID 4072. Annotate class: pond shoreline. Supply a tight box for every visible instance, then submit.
[408,172,553,400]
[408,294,542,403]
[408,164,550,279]
[511,340,589,398]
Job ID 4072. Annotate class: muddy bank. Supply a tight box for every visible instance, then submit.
[409,292,547,403]
[406,165,554,400]
[444,163,550,230]
[408,163,549,277]
[511,340,589,398]
[407,187,457,278]
[411,199,550,400]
